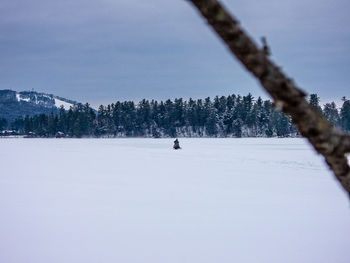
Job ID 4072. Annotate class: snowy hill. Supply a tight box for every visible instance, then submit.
[14,91,76,110]
[0,89,78,121]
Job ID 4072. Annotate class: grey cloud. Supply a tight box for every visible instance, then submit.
[0,0,349,105]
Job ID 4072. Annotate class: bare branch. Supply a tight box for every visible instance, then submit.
[344,135,350,154]
[187,0,350,195]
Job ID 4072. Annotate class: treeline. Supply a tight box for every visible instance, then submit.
[2,94,350,138]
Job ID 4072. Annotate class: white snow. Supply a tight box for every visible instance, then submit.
[54,98,73,110]
[0,138,349,263]
[15,93,30,102]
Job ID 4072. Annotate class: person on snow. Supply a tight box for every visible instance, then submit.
[173,138,181,150]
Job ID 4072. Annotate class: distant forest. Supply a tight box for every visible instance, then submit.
[1,93,349,138]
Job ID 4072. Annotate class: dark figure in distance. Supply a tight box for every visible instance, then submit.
[173,138,181,150]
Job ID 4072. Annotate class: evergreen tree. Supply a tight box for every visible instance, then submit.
[205,103,218,136]
[274,111,290,137]
[340,99,350,132]
[57,106,67,133]
[24,115,33,134]
[0,118,8,130]
[263,100,273,137]
[309,94,322,112]
[7,93,344,138]
[11,117,25,132]
[48,112,57,136]
[323,102,340,127]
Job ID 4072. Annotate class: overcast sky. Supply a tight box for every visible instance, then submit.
[0,0,349,107]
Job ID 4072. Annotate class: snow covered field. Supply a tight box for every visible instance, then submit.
[0,138,349,263]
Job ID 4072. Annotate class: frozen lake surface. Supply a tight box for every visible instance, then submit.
[0,138,349,263]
